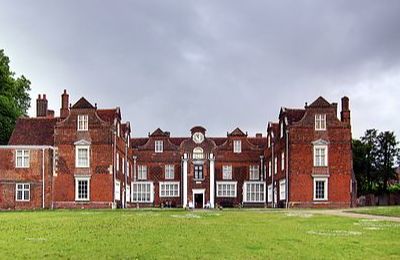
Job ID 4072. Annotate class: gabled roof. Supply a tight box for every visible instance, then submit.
[284,108,306,124]
[149,128,168,137]
[72,97,95,109]
[308,96,331,108]
[228,127,247,137]
[97,109,117,123]
[8,117,58,145]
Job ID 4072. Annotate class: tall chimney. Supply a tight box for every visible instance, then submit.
[340,96,350,125]
[36,94,48,117]
[60,89,69,119]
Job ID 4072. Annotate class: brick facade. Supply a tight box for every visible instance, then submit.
[0,90,355,209]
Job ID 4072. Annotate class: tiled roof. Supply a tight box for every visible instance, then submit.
[8,117,58,145]
[308,96,331,108]
[97,109,117,123]
[71,97,95,109]
[228,128,247,136]
[130,138,149,148]
[285,108,306,124]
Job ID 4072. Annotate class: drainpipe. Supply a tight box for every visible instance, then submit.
[285,129,289,209]
[124,133,128,209]
[113,126,117,208]
[42,148,45,209]
[271,141,275,208]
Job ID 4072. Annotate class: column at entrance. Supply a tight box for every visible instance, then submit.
[182,153,188,208]
[209,153,215,208]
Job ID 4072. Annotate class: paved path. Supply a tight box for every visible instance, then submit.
[309,209,400,222]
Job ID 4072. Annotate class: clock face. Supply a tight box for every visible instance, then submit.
[192,132,204,144]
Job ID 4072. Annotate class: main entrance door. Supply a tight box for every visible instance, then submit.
[194,193,203,208]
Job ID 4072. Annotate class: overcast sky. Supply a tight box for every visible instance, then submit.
[1,1,400,138]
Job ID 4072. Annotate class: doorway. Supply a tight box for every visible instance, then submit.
[194,193,203,208]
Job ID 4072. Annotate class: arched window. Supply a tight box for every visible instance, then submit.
[193,147,204,159]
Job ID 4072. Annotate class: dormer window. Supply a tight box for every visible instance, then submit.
[193,147,204,159]
[315,114,326,131]
[233,140,241,153]
[155,140,163,153]
[77,115,88,131]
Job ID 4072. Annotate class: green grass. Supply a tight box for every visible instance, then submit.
[0,209,399,259]
[350,206,400,217]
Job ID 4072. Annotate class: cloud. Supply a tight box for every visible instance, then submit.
[1,0,400,138]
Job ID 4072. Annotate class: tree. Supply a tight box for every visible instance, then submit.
[0,49,31,144]
[375,131,399,193]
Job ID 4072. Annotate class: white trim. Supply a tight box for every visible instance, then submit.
[222,165,232,180]
[192,188,205,208]
[155,140,163,153]
[15,183,30,201]
[132,181,154,203]
[243,181,266,203]
[249,165,260,180]
[77,114,88,131]
[313,145,328,167]
[233,140,241,153]
[315,114,326,131]
[216,181,237,198]
[15,149,30,168]
[159,181,180,197]
[75,145,90,168]
[126,184,131,203]
[279,179,286,201]
[137,165,147,180]
[115,180,121,201]
[313,177,328,201]
[165,164,174,179]
[267,184,272,203]
[75,176,90,201]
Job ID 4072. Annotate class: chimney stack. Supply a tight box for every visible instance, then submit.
[340,96,350,125]
[36,94,48,117]
[60,89,69,119]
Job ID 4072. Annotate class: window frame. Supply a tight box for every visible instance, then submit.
[216,181,237,198]
[165,164,175,180]
[15,183,30,201]
[249,165,260,180]
[155,140,163,153]
[315,114,327,131]
[274,157,277,175]
[194,164,204,180]
[279,179,286,201]
[243,181,266,203]
[75,145,90,168]
[77,115,89,131]
[267,184,272,203]
[132,181,154,203]
[15,149,30,168]
[313,177,328,201]
[75,176,90,201]
[138,165,147,180]
[233,140,242,153]
[313,145,328,167]
[281,151,285,171]
[159,181,180,197]
[222,165,233,180]
[115,180,121,201]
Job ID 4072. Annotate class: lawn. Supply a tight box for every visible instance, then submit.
[0,209,399,259]
[350,206,400,217]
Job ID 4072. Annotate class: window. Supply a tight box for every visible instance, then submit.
[155,140,163,153]
[314,177,328,200]
[75,177,90,201]
[281,152,285,171]
[314,145,328,167]
[16,150,29,168]
[115,180,121,201]
[233,140,241,153]
[249,165,259,180]
[193,147,204,159]
[77,115,88,131]
[122,158,125,174]
[117,122,120,137]
[222,165,232,180]
[243,182,265,203]
[159,182,179,197]
[216,182,237,197]
[165,165,174,179]
[132,182,153,202]
[194,165,203,180]
[138,165,147,180]
[274,157,277,175]
[15,183,30,201]
[280,121,284,138]
[76,146,89,168]
[126,185,131,203]
[267,135,271,148]
[268,160,272,177]
[315,114,326,131]
[267,185,272,203]
[116,153,120,172]
[279,180,286,200]
[127,162,130,177]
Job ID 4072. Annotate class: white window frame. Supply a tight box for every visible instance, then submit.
[280,121,284,138]
[132,182,154,203]
[268,160,272,177]
[267,135,271,148]
[117,122,120,137]
[279,179,286,201]
[15,183,30,201]
[233,140,242,153]
[222,165,232,180]
[122,158,125,174]
[243,181,266,203]
[116,153,120,172]
[75,176,90,201]
[159,182,180,197]
[315,114,327,131]
[274,157,277,175]
[314,145,328,167]
[267,184,272,203]
[138,165,147,180]
[313,177,328,201]
[216,181,237,198]
[165,164,175,179]
[77,115,88,131]
[193,147,204,159]
[126,184,131,203]
[155,140,163,153]
[115,180,121,201]
[281,151,285,171]
[15,149,30,168]
[75,145,90,168]
[249,165,259,180]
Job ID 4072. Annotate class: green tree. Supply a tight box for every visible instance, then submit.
[0,49,31,144]
[375,131,399,193]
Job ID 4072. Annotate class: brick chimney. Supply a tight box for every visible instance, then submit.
[340,96,350,125]
[60,89,69,119]
[36,94,48,117]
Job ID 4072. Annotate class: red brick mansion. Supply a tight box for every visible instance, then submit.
[0,90,356,209]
